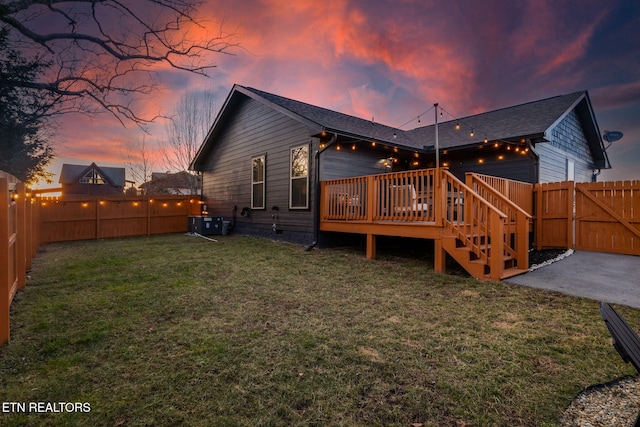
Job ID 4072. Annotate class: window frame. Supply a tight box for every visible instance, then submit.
[251,154,266,210]
[289,144,310,209]
[79,168,106,185]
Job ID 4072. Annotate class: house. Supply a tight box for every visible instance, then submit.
[139,171,201,195]
[190,84,610,247]
[59,163,126,196]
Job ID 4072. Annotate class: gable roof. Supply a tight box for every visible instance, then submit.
[192,85,610,170]
[139,171,200,190]
[59,163,126,187]
[242,86,404,145]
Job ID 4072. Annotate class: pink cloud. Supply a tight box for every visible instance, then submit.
[32,0,640,185]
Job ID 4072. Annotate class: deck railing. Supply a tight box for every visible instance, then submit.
[322,169,438,223]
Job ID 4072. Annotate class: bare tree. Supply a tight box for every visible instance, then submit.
[162,87,218,193]
[124,132,155,192]
[0,0,237,125]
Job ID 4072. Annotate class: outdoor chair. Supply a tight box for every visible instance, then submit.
[390,185,431,217]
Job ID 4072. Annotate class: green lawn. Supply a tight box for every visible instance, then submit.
[1,234,637,426]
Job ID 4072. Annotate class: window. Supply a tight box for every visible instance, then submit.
[79,168,106,184]
[251,155,265,209]
[290,145,309,209]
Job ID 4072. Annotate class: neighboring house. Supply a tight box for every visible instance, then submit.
[139,171,201,195]
[190,84,610,244]
[59,163,125,196]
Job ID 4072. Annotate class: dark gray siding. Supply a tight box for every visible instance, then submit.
[320,145,390,180]
[200,97,316,242]
[537,110,596,183]
[448,155,537,183]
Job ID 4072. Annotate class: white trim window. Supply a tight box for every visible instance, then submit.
[79,168,106,184]
[251,155,265,209]
[290,145,309,209]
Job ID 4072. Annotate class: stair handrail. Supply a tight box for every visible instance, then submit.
[465,172,533,215]
[466,173,531,269]
[440,169,507,280]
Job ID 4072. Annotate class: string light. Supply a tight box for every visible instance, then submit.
[394,105,435,130]
[470,129,474,137]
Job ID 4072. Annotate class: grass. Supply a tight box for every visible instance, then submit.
[1,234,638,426]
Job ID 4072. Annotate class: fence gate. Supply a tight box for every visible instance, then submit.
[535,180,640,256]
[534,181,574,249]
[575,181,640,255]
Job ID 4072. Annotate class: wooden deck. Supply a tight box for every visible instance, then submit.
[320,168,531,281]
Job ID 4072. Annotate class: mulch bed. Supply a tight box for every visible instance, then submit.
[528,248,569,268]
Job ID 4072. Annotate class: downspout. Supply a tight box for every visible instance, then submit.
[527,140,540,183]
[305,132,338,251]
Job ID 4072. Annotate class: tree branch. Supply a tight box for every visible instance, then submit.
[0,0,238,124]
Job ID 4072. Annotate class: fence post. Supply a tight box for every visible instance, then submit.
[534,183,542,250]
[16,183,26,290]
[567,181,574,249]
[1,177,10,345]
[147,198,152,236]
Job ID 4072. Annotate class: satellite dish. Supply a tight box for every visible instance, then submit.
[603,130,623,143]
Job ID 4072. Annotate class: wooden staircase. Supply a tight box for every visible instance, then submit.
[442,230,528,280]
[439,170,532,282]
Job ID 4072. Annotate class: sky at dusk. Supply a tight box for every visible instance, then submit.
[42,0,640,186]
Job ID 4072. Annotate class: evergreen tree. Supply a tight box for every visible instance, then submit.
[0,28,55,183]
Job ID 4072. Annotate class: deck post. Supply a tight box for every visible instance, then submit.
[366,175,375,222]
[516,210,529,269]
[435,168,443,226]
[366,234,376,259]
[489,211,505,280]
[434,238,446,273]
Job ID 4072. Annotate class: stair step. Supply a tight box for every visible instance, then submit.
[497,267,529,280]
[441,232,528,281]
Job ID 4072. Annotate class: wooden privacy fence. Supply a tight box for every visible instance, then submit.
[1,172,39,346]
[535,180,640,256]
[2,170,202,345]
[38,195,202,243]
